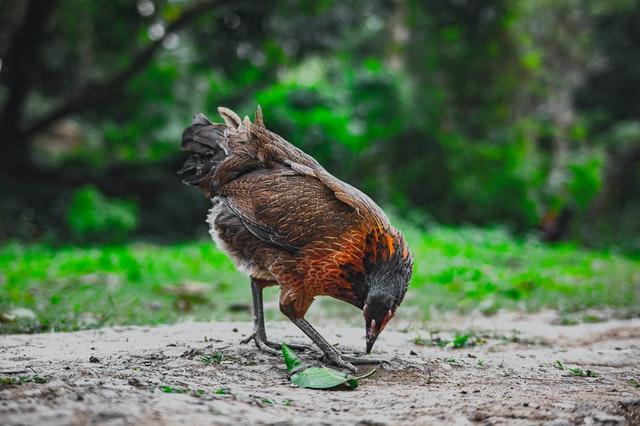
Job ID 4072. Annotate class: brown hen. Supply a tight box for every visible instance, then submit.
[179,107,412,371]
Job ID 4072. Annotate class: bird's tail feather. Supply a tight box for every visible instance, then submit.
[179,106,264,197]
[178,112,230,189]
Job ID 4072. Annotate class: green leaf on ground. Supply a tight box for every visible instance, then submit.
[554,360,597,377]
[281,343,303,371]
[291,367,358,389]
[568,368,598,377]
[0,374,48,386]
[281,343,375,390]
[452,334,470,348]
[199,351,223,365]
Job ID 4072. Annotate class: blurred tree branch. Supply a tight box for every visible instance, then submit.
[21,0,223,139]
[0,0,223,170]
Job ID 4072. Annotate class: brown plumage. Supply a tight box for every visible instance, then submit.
[179,106,412,371]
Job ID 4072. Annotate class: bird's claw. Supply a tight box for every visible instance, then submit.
[275,341,315,352]
[240,334,255,345]
[340,354,389,365]
[240,332,279,355]
[316,353,357,373]
[328,355,358,373]
[318,352,388,373]
[240,332,312,354]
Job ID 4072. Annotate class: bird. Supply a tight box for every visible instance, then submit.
[178,106,412,372]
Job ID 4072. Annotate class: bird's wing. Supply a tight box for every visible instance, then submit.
[282,158,388,223]
[218,166,357,253]
[250,124,390,226]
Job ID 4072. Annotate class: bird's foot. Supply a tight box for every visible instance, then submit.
[320,352,358,373]
[319,352,389,373]
[270,341,314,352]
[340,354,389,365]
[240,332,312,354]
[240,332,280,355]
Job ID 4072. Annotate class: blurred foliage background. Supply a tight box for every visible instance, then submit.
[1,0,639,332]
[1,0,639,250]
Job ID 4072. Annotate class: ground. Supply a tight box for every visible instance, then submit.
[1,312,639,425]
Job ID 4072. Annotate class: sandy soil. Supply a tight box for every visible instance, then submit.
[1,312,639,425]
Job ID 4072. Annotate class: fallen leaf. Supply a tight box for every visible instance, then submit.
[281,343,375,390]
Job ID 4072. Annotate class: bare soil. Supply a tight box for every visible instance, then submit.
[1,312,639,425]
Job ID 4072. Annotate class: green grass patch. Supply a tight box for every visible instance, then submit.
[0,241,248,333]
[0,374,48,386]
[1,222,639,333]
[404,224,640,315]
[199,351,224,365]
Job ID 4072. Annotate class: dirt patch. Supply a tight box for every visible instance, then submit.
[1,312,639,425]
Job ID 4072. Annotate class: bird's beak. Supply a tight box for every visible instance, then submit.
[366,319,379,354]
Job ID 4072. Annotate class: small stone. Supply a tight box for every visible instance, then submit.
[471,410,489,421]
[89,356,100,363]
[410,350,418,355]
[12,307,38,320]
[592,411,624,423]
[128,377,142,387]
[619,398,640,408]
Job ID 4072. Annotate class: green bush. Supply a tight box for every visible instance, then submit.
[67,185,139,243]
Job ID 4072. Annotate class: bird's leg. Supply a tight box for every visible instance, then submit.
[240,279,311,354]
[240,279,279,355]
[289,317,385,373]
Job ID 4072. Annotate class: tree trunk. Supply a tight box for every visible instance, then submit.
[0,0,58,172]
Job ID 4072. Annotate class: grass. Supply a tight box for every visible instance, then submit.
[1,221,639,334]
[553,360,598,378]
[0,374,48,386]
[199,352,224,365]
[413,331,483,349]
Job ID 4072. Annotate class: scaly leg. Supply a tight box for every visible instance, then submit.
[289,317,387,373]
[241,279,312,354]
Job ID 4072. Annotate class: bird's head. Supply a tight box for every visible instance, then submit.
[361,234,412,354]
[363,291,399,354]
